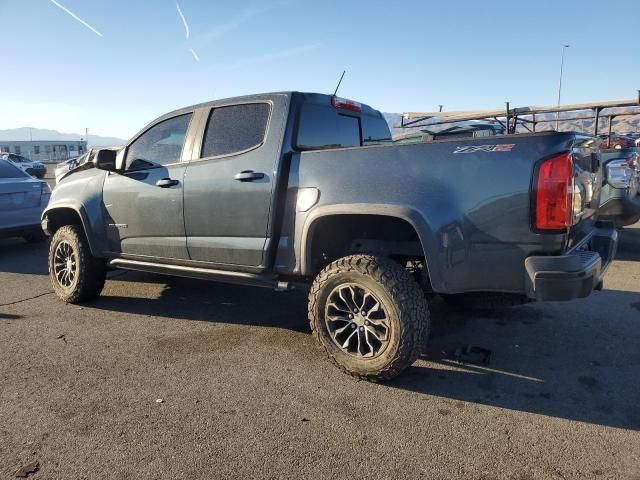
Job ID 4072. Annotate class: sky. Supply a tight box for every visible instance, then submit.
[1,0,639,140]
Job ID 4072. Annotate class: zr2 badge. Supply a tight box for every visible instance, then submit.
[453,144,515,154]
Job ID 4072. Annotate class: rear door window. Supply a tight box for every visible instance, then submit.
[201,103,271,158]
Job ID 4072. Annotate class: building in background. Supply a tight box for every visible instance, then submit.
[0,140,87,162]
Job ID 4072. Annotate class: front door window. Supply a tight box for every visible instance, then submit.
[125,114,192,170]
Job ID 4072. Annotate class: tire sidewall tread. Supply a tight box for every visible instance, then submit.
[308,254,430,382]
[48,225,106,303]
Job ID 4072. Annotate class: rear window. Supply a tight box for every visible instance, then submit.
[296,103,361,150]
[201,103,271,157]
[295,103,391,150]
[0,160,28,178]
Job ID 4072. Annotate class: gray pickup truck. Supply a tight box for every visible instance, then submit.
[42,92,618,381]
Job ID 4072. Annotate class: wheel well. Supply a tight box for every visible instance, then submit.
[306,214,426,274]
[45,208,83,235]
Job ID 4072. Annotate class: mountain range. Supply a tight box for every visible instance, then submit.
[0,127,126,148]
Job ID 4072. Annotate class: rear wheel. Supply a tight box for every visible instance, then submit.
[308,255,429,381]
[48,225,106,303]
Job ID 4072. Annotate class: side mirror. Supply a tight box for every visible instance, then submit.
[93,149,117,171]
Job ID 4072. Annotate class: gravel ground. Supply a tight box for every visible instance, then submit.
[1,174,639,479]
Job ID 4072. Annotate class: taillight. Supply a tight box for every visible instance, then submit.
[535,152,573,231]
[331,95,362,112]
[41,181,52,195]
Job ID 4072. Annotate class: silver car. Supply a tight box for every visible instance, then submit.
[0,159,51,242]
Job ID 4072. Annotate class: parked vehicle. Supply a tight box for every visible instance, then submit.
[0,153,47,179]
[0,160,51,242]
[55,156,82,184]
[597,137,640,228]
[42,92,617,381]
[55,152,87,184]
[394,122,504,144]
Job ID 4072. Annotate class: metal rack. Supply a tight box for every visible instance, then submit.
[399,91,640,137]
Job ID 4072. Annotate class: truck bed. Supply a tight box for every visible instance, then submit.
[289,131,600,294]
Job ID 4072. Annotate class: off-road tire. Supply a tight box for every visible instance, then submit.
[308,255,430,381]
[48,225,106,303]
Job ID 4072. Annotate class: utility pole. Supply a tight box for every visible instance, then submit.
[556,44,570,131]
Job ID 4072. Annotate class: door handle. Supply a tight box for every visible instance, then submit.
[234,170,265,182]
[155,178,179,188]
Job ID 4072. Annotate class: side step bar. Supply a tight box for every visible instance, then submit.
[108,258,290,290]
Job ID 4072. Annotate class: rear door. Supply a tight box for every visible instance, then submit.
[102,113,193,259]
[183,96,288,268]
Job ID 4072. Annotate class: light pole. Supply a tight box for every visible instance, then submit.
[556,44,570,131]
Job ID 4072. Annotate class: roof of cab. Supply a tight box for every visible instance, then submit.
[156,91,382,125]
[129,92,383,145]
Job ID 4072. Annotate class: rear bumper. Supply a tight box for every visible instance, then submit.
[524,224,618,302]
[597,195,640,227]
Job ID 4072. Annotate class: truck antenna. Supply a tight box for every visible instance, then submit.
[333,70,346,96]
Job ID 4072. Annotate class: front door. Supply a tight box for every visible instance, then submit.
[103,113,193,259]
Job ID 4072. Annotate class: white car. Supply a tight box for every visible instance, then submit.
[0,153,47,179]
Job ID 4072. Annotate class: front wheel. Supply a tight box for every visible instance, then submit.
[308,255,430,381]
[48,225,107,303]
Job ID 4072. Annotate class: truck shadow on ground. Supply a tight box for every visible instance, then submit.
[92,273,312,333]
[88,272,640,431]
[0,238,49,275]
[391,294,640,431]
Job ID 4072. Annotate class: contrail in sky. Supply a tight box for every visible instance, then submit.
[176,2,190,39]
[189,48,200,62]
[49,0,103,37]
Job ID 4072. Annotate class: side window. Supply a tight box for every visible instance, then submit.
[361,114,392,146]
[201,103,270,158]
[125,113,192,170]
